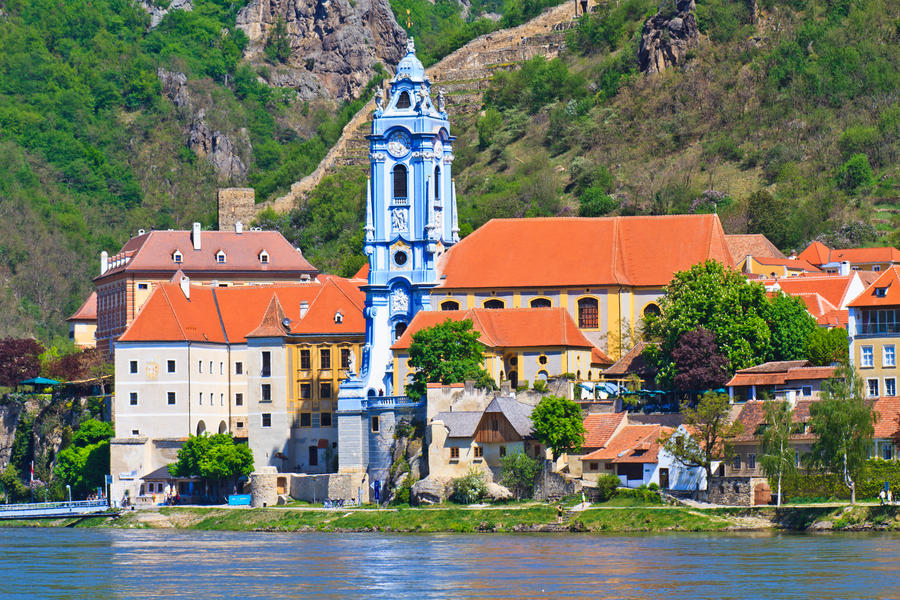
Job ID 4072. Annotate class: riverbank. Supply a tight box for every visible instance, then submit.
[4,503,900,533]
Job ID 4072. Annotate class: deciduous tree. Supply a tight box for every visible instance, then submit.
[758,400,797,507]
[671,326,729,393]
[168,433,254,500]
[804,327,849,366]
[808,367,876,504]
[0,338,44,387]
[530,395,585,460]
[406,319,496,400]
[499,451,541,500]
[54,419,113,498]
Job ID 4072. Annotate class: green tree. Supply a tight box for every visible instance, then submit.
[168,433,253,500]
[662,392,743,485]
[767,292,818,362]
[530,395,585,460]
[54,419,113,498]
[578,187,618,217]
[499,451,541,500]
[746,190,792,250]
[804,327,849,366]
[836,153,874,192]
[0,465,31,503]
[758,400,797,507]
[264,17,291,63]
[477,108,503,149]
[807,367,876,504]
[406,319,496,400]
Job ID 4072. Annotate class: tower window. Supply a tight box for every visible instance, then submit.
[434,166,441,202]
[396,91,411,109]
[393,164,408,200]
[393,250,408,266]
[394,322,408,340]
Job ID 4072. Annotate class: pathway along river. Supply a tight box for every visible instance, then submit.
[3,528,899,599]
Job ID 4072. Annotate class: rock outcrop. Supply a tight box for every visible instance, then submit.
[411,477,449,505]
[236,0,407,100]
[158,69,251,182]
[486,482,513,501]
[138,0,193,28]
[637,0,699,74]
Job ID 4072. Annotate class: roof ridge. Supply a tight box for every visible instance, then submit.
[160,285,188,341]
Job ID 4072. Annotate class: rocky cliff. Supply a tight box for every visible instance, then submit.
[637,0,700,74]
[236,0,407,101]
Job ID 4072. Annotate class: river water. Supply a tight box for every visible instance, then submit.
[2,528,899,599]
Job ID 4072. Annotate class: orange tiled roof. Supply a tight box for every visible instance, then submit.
[797,241,900,267]
[96,229,317,281]
[582,412,627,449]
[847,266,900,307]
[797,241,832,265]
[67,292,97,321]
[603,341,656,377]
[732,399,817,442]
[391,307,595,350]
[582,424,673,463]
[436,215,734,289]
[751,257,821,272]
[874,397,900,439]
[725,234,785,261]
[352,263,369,281]
[119,278,364,344]
[591,346,613,366]
[727,363,835,387]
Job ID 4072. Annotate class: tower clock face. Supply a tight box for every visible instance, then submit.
[387,129,411,158]
[433,138,443,157]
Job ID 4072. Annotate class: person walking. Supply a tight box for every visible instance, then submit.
[879,489,886,505]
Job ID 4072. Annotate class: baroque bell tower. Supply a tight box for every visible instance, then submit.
[337,38,459,483]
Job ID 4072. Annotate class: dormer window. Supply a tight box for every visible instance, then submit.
[259,250,269,264]
[216,250,227,264]
[396,91,411,109]
[875,287,888,298]
[334,310,343,324]
[173,251,183,264]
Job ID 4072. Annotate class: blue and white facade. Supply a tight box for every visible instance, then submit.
[337,39,458,482]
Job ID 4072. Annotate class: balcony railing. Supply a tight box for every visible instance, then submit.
[857,323,900,335]
[362,395,423,410]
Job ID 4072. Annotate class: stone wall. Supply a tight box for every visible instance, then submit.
[250,466,279,507]
[535,462,581,501]
[289,472,366,504]
[217,188,256,231]
[707,476,772,506]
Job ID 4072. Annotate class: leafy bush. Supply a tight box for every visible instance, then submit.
[782,460,900,501]
[616,485,663,504]
[499,451,541,499]
[451,469,488,504]
[484,56,587,113]
[595,473,620,502]
[836,153,874,192]
[579,187,619,216]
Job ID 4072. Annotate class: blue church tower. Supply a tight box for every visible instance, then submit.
[337,38,459,487]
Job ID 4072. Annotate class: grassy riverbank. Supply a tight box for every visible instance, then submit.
[5,503,900,533]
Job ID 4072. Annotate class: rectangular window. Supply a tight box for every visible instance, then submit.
[132,429,140,436]
[748,453,756,469]
[320,412,332,427]
[320,382,332,399]
[220,393,224,406]
[474,446,483,458]
[198,360,203,373]
[235,393,243,406]
[867,379,879,398]
[129,392,138,406]
[589,462,598,471]
[236,422,244,429]
[450,446,459,460]
[129,360,138,374]
[311,413,320,428]
[320,348,331,369]
[219,362,223,375]
[261,351,271,377]
[885,345,896,368]
[732,455,741,470]
[167,360,176,373]
[235,362,243,375]
[261,384,271,402]
[137,283,149,290]
[341,348,351,369]
[861,346,874,368]
[882,443,893,460]
[300,383,311,399]
[300,412,311,427]
[300,349,311,370]
[209,361,213,374]
[371,415,379,433]
[261,413,271,428]
[199,392,203,405]
[167,392,176,405]
[499,446,507,458]
[802,386,812,397]
[886,378,897,397]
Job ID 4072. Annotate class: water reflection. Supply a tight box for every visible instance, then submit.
[1,529,899,599]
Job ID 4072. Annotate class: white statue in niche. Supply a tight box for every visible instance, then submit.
[391,208,408,232]
[374,86,384,111]
[347,350,357,376]
[390,288,409,314]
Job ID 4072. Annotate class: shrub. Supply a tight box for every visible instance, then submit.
[578,187,619,216]
[595,473,620,502]
[499,452,541,500]
[836,154,875,192]
[616,485,663,504]
[451,469,488,504]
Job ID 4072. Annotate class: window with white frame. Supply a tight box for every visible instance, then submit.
[882,443,894,460]
[867,378,879,398]
[861,346,874,368]
[216,250,227,264]
[885,345,896,368]
[886,378,897,397]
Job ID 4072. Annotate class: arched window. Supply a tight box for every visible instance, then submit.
[441,300,460,311]
[218,421,227,434]
[196,420,206,436]
[483,299,505,309]
[396,91,411,108]
[578,297,598,328]
[434,166,441,202]
[393,164,408,200]
[530,298,551,308]
[642,303,661,318]
[394,322,407,340]
[537,370,549,381]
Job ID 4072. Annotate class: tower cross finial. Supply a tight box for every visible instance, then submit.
[406,37,415,54]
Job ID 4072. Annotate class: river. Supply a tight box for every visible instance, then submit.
[2,528,898,599]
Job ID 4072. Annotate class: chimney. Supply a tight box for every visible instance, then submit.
[235,221,243,234]
[840,261,850,276]
[100,251,109,275]
[180,274,191,299]
[192,222,202,250]
[138,228,145,236]
[299,301,309,319]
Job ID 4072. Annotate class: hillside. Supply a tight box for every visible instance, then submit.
[268,0,900,276]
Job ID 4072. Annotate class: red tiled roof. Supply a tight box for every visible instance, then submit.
[119,278,364,344]
[603,341,656,377]
[67,292,97,321]
[732,399,817,442]
[751,257,821,272]
[582,412,627,449]
[390,307,595,350]
[582,424,673,463]
[727,363,835,387]
[764,274,857,309]
[352,263,369,281]
[847,266,900,307]
[797,241,831,265]
[96,229,317,281]
[436,215,734,289]
[797,241,900,267]
[591,346,613,366]
[725,234,785,261]
[874,397,900,439]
